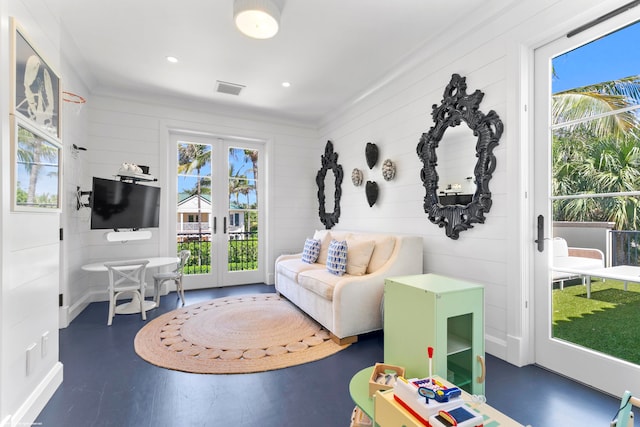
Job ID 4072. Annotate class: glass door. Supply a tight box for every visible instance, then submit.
[533,14,640,396]
[222,145,263,286]
[171,133,263,289]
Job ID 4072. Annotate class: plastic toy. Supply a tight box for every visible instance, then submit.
[429,406,484,427]
[418,385,462,404]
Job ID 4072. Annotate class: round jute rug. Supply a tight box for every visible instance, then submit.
[134,293,350,374]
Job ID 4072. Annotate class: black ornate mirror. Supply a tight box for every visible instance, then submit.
[316,140,344,229]
[417,74,503,239]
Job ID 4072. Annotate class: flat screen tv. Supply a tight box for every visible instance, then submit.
[90,177,161,230]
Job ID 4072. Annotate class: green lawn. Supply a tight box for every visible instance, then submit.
[553,279,640,364]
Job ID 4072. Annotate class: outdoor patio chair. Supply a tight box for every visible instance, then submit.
[153,250,191,307]
[552,237,604,289]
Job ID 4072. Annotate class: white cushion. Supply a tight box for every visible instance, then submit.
[328,231,351,242]
[297,269,344,300]
[367,236,396,273]
[277,258,324,281]
[314,230,332,265]
[553,237,569,257]
[554,256,603,270]
[345,238,375,275]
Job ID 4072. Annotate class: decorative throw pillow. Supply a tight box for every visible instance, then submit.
[314,230,332,265]
[345,238,375,275]
[326,239,348,276]
[367,236,396,273]
[301,238,321,264]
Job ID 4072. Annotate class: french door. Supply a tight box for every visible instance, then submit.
[170,132,264,289]
[533,10,640,396]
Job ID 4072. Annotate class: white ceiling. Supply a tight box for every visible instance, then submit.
[57,0,510,125]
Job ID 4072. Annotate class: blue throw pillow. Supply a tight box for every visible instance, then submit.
[301,238,321,264]
[326,239,347,276]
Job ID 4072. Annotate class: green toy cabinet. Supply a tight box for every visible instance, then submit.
[383,274,485,395]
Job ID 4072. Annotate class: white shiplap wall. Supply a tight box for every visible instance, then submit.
[2,0,637,423]
[318,0,633,364]
[2,0,65,425]
[79,94,321,298]
[59,53,92,326]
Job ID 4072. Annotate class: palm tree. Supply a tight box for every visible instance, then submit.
[17,127,59,207]
[243,149,259,213]
[552,75,640,230]
[552,76,640,138]
[178,143,211,263]
[554,133,640,228]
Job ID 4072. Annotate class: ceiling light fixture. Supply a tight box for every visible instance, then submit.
[281,81,291,88]
[234,0,281,39]
[166,56,178,63]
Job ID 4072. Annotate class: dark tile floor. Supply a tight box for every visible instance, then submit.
[35,284,623,426]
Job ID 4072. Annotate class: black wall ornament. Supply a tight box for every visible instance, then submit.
[365,181,378,207]
[365,142,379,169]
[316,140,344,229]
[417,73,503,239]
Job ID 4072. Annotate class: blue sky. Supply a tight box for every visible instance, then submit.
[552,20,640,93]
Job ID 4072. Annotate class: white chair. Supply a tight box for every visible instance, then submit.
[104,259,150,326]
[153,250,191,307]
[552,237,604,289]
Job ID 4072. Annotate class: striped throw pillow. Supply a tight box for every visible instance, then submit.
[301,238,321,264]
[326,239,348,276]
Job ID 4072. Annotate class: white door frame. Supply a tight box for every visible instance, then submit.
[162,125,267,290]
[532,8,640,397]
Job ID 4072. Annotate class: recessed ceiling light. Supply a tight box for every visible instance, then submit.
[166,56,178,63]
[282,82,291,88]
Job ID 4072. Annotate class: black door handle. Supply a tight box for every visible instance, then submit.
[213,217,217,234]
[224,217,227,234]
[534,215,545,252]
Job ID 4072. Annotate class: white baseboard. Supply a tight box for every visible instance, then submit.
[485,333,508,361]
[506,333,533,367]
[10,362,63,427]
[61,291,100,328]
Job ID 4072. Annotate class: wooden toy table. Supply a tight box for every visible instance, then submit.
[349,366,525,427]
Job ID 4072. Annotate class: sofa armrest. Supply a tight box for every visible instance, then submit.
[331,236,423,337]
[275,253,302,263]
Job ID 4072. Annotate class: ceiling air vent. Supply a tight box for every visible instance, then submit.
[215,80,245,96]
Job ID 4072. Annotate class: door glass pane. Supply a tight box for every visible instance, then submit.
[228,147,258,272]
[550,21,640,365]
[177,142,212,275]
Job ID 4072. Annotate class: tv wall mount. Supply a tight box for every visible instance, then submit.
[76,186,92,210]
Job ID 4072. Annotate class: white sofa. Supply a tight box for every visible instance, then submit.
[275,230,423,343]
[552,237,605,288]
